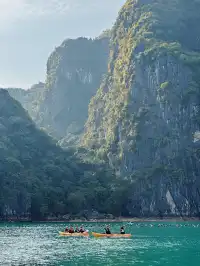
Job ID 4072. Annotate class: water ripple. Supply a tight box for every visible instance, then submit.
[1,222,200,265]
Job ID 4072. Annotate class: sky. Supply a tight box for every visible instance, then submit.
[0,0,126,89]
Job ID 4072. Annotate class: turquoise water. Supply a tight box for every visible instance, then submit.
[1,222,200,265]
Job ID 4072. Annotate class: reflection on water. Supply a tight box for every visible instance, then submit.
[1,222,200,265]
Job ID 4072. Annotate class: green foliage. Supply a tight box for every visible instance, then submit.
[160,82,169,90]
[0,89,134,220]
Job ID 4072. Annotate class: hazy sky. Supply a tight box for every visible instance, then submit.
[0,0,126,89]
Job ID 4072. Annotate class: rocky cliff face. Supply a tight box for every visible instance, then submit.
[83,0,200,217]
[37,36,109,145]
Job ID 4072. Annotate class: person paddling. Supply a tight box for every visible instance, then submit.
[105,225,111,234]
[65,226,69,232]
[120,226,125,234]
[79,226,85,233]
[68,226,74,233]
[75,226,79,233]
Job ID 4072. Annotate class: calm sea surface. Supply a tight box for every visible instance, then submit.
[1,221,200,265]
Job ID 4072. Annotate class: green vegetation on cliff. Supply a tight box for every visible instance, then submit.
[83,0,200,154]
[41,36,110,144]
[82,0,200,217]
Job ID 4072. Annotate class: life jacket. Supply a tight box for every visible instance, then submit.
[120,228,125,234]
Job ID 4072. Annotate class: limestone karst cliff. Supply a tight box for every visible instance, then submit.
[83,0,200,217]
[39,36,110,145]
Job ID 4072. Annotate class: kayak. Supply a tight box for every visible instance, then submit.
[92,232,131,238]
[59,231,89,237]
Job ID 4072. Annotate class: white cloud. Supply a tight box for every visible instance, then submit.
[0,0,74,27]
[23,0,72,16]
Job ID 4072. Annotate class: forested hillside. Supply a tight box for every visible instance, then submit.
[0,89,131,220]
